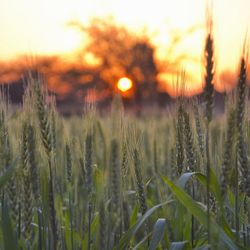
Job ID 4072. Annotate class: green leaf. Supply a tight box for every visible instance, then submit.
[81,214,99,250]
[149,218,167,250]
[176,171,235,241]
[177,171,222,204]
[193,245,210,250]
[130,203,139,226]
[132,233,151,250]
[170,241,190,250]
[115,200,173,250]
[2,202,17,250]
[162,176,238,250]
[177,172,195,189]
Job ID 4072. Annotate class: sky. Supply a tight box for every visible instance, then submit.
[0,0,250,92]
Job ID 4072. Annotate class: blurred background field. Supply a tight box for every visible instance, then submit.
[0,0,250,114]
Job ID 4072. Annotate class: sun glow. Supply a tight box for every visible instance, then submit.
[1,0,250,95]
[117,77,133,92]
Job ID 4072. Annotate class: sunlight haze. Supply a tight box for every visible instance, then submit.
[1,0,250,92]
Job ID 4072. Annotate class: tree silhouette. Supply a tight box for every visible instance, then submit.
[71,18,159,105]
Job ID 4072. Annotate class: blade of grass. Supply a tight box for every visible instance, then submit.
[149,218,167,250]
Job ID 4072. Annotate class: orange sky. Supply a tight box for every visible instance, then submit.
[0,0,250,93]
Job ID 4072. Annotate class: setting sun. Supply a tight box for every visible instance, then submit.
[117,77,133,92]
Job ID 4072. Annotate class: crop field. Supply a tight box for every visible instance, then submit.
[0,32,250,250]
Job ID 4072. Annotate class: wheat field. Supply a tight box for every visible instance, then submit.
[0,30,250,250]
